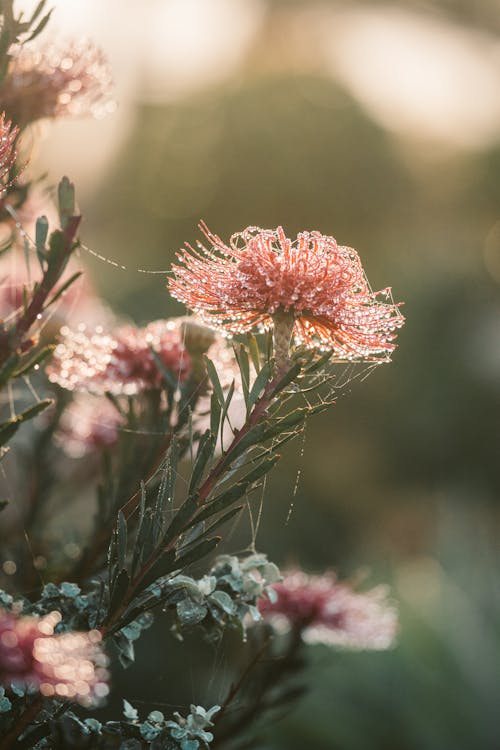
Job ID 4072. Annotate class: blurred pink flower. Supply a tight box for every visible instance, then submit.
[0,112,18,193]
[169,223,404,361]
[0,40,114,126]
[0,609,108,705]
[258,570,397,650]
[56,393,124,458]
[47,319,192,395]
[0,249,112,331]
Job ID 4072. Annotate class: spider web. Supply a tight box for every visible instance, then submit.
[1,207,385,558]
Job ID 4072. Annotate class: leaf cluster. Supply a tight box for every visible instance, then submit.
[0,178,81,471]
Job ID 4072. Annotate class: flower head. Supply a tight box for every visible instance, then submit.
[56,393,124,458]
[169,223,404,361]
[258,570,397,650]
[0,609,108,705]
[0,113,18,194]
[0,40,114,126]
[47,319,192,395]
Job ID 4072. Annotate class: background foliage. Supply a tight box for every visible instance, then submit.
[3,0,500,747]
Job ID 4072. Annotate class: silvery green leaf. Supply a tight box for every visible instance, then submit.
[209,590,236,615]
[180,741,199,750]
[148,710,164,723]
[176,598,207,625]
[60,582,81,598]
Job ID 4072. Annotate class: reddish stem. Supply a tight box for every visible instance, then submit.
[0,215,81,368]
[101,367,285,636]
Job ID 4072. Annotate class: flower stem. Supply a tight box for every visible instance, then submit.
[271,311,295,372]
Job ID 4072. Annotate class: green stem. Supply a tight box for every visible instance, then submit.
[101,364,289,635]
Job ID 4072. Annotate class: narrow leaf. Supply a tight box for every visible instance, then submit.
[116,511,128,571]
[12,345,55,378]
[108,569,130,616]
[204,355,224,406]
[175,536,221,570]
[188,430,215,495]
[46,271,82,308]
[247,334,261,373]
[0,399,53,447]
[271,362,302,396]
[234,343,250,407]
[57,176,75,230]
[210,391,221,439]
[203,505,243,536]
[247,361,272,408]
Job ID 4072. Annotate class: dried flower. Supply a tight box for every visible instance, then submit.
[258,570,397,650]
[56,393,124,458]
[0,609,108,705]
[47,319,192,395]
[169,223,404,361]
[0,40,115,126]
[0,113,18,194]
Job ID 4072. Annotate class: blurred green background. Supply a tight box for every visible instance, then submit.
[31,0,500,746]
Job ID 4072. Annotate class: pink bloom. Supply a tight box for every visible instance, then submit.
[0,609,108,705]
[56,393,124,458]
[0,113,18,194]
[169,223,404,361]
[258,571,398,650]
[47,319,192,395]
[0,40,114,126]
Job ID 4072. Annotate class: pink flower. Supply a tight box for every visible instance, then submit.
[0,113,18,194]
[0,40,114,126]
[0,609,108,705]
[169,223,404,361]
[56,393,124,458]
[258,571,398,650]
[47,319,192,395]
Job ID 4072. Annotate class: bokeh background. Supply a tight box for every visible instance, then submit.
[19,0,500,747]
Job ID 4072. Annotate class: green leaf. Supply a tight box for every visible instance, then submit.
[247,334,261,372]
[192,485,247,525]
[46,272,82,308]
[177,598,207,626]
[234,343,250,407]
[210,589,236,615]
[218,422,268,471]
[193,454,279,526]
[204,355,225,407]
[57,176,76,230]
[0,353,21,388]
[175,536,221,570]
[108,568,130,616]
[202,505,243,537]
[12,345,55,378]
[35,215,49,267]
[25,8,53,42]
[304,350,333,374]
[136,549,177,592]
[271,361,302,396]
[220,380,235,435]
[164,494,199,545]
[116,511,128,571]
[0,399,53,447]
[210,391,221,439]
[26,0,48,26]
[123,699,139,721]
[247,361,272,409]
[188,430,215,495]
